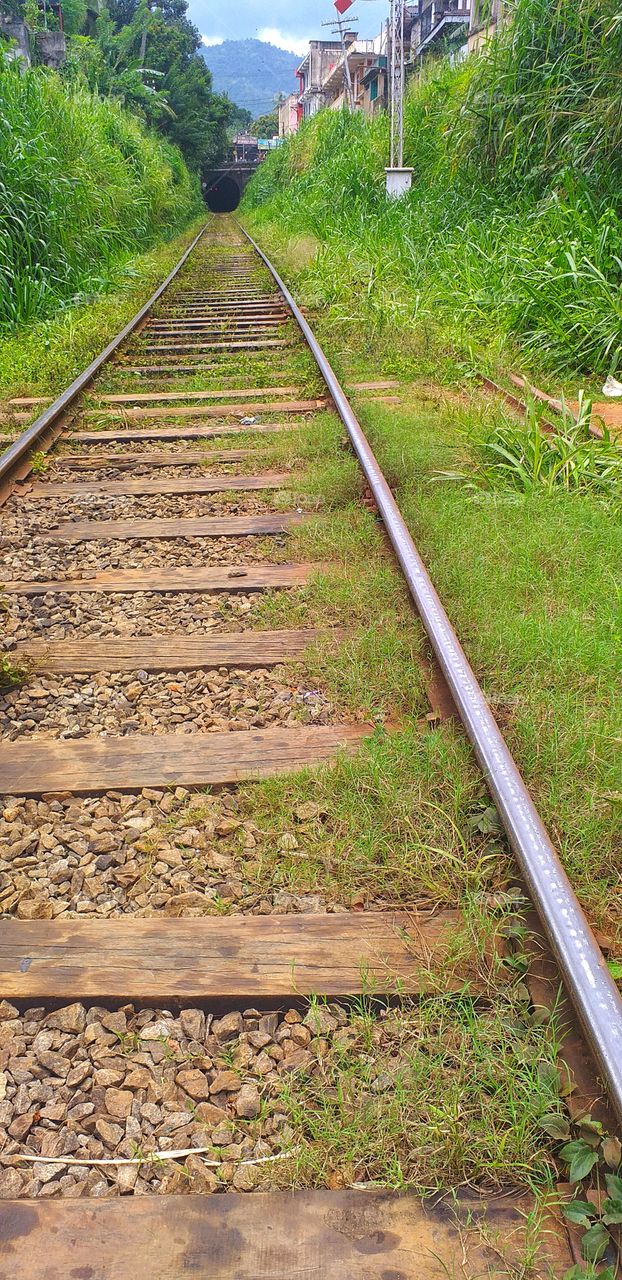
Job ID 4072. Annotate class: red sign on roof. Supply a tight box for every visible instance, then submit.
[334,0,353,13]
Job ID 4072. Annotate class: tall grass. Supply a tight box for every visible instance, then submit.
[0,64,202,330]
[243,0,622,376]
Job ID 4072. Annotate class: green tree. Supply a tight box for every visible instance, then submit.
[251,108,278,137]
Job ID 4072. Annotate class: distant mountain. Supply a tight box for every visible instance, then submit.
[200,39,300,118]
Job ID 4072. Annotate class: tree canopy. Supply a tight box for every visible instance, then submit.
[6,0,237,171]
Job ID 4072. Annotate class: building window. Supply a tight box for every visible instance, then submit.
[370,76,378,102]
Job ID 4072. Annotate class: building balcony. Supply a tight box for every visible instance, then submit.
[414,0,470,56]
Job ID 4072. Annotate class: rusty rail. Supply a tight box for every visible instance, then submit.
[240,221,622,1123]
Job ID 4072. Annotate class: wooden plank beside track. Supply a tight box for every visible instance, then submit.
[0,723,369,794]
[44,511,304,543]
[69,423,292,443]
[1,562,321,595]
[24,472,291,498]
[55,449,259,469]
[0,910,462,1002]
[82,399,326,421]
[0,1191,574,1280]
[16,627,327,672]
[98,386,297,404]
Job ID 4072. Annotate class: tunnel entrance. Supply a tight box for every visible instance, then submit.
[205,175,241,213]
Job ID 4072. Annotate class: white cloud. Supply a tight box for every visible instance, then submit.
[257,27,310,56]
[201,34,224,46]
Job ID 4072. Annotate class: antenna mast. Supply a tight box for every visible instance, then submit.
[389,0,405,168]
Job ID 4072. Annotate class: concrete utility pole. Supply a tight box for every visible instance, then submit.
[337,17,356,110]
[322,15,356,110]
[385,0,412,197]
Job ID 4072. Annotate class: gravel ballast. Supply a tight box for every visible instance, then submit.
[3,592,265,643]
[0,999,350,1198]
[0,789,335,918]
[1,535,288,576]
[0,668,343,740]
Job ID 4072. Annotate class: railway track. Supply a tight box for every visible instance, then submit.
[0,216,620,1277]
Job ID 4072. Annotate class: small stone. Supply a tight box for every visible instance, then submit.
[96,1119,124,1147]
[234,1085,261,1119]
[9,1111,36,1140]
[280,1049,313,1074]
[212,1012,242,1044]
[247,1030,272,1050]
[116,1164,139,1194]
[258,1013,279,1037]
[176,1069,211,1101]
[139,1021,173,1041]
[0,1072,6,1101]
[101,1011,127,1035]
[0,1168,24,1198]
[104,1088,133,1119]
[179,1009,205,1042]
[232,1163,259,1191]
[16,898,54,920]
[35,1050,70,1077]
[209,1070,239,1094]
[0,1001,19,1022]
[36,1162,66,1185]
[46,1003,86,1034]
[194,1102,227,1124]
[210,1124,234,1146]
[124,1068,151,1090]
[303,1006,337,1036]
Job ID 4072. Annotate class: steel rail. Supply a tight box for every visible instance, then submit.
[240,221,622,1122]
[0,223,209,490]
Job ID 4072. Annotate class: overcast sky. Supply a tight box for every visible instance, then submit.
[188,0,388,55]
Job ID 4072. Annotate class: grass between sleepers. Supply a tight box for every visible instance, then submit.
[233,219,622,953]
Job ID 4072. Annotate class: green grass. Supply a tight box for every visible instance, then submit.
[0,219,206,400]
[274,995,563,1195]
[0,62,202,334]
[242,0,622,381]
[230,228,622,947]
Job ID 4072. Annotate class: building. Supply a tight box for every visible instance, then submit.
[231,134,259,165]
[359,53,389,116]
[468,0,504,52]
[296,38,344,119]
[410,0,471,62]
[296,30,391,120]
[322,34,388,114]
[278,93,299,138]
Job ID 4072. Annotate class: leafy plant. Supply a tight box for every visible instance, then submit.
[539,1111,622,1271]
[0,61,203,331]
[243,0,622,376]
[29,450,48,474]
[461,397,622,500]
[0,652,31,689]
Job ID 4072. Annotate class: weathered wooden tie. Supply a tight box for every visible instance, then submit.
[24,471,291,498]
[43,511,304,543]
[0,723,369,794]
[83,400,322,422]
[97,386,298,404]
[0,911,466,1002]
[2,562,318,595]
[16,627,326,672]
[0,1190,574,1280]
[55,448,259,469]
[69,423,293,444]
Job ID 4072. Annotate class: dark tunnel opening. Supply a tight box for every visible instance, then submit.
[204,176,241,213]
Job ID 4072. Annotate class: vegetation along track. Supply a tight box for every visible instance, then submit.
[0,215,620,1278]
